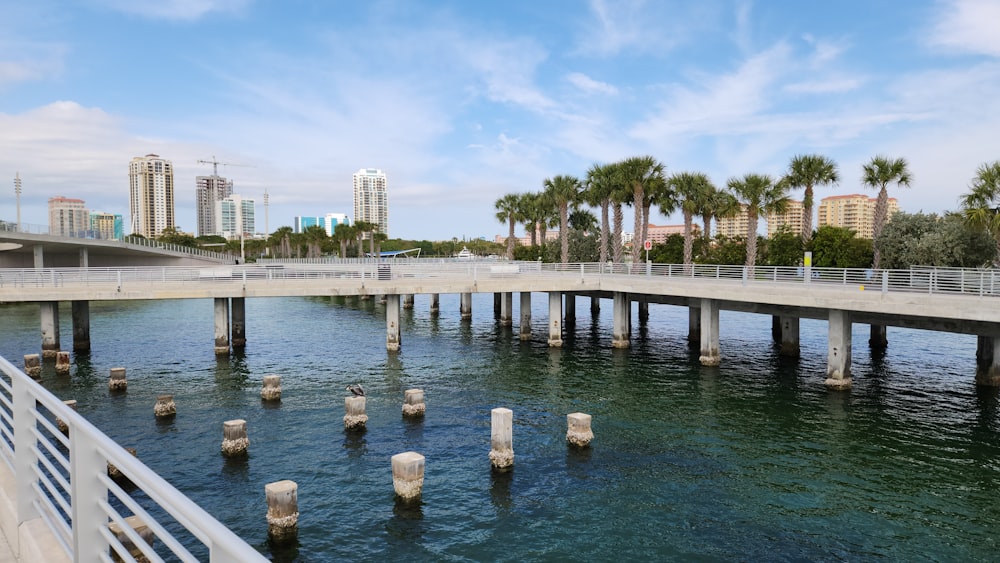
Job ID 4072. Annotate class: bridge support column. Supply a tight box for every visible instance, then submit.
[590,297,600,315]
[79,247,89,268]
[771,316,781,344]
[519,292,532,341]
[231,297,246,349]
[975,336,1000,385]
[779,316,800,358]
[499,292,512,327]
[403,294,414,310]
[386,294,401,352]
[825,310,852,389]
[638,300,649,324]
[40,301,60,358]
[699,299,720,366]
[33,245,44,268]
[612,292,630,349]
[548,292,563,348]
[430,294,439,316]
[869,324,888,349]
[72,300,90,353]
[214,298,230,355]
[564,293,575,325]
[494,293,502,317]
[688,306,701,346]
[460,293,472,321]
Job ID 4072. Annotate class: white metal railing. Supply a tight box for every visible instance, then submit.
[0,355,266,562]
[0,262,998,298]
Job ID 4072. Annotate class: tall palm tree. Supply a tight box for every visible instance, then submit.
[353,220,375,258]
[699,187,740,249]
[518,192,540,247]
[332,223,355,258]
[270,226,294,258]
[862,155,912,269]
[608,162,629,264]
[619,155,667,265]
[584,162,616,265]
[784,154,839,241]
[543,175,582,264]
[667,172,715,267]
[960,160,1000,266]
[302,224,328,258]
[727,173,789,274]
[494,193,521,260]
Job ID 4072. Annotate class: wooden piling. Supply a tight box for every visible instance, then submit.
[566,412,593,447]
[489,407,514,470]
[55,351,71,375]
[56,399,77,435]
[402,389,425,417]
[23,354,41,378]
[108,515,154,563]
[107,447,138,488]
[261,374,282,401]
[108,367,127,391]
[265,480,299,543]
[344,396,368,430]
[153,395,176,418]
[221,419,249,457]
[391,451,425,502]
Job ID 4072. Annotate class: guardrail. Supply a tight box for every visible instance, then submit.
[0,262,998,298]
[0,355,266,562]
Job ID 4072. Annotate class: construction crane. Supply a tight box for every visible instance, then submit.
[197,155,251,177]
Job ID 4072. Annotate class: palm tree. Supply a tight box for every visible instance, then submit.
[494,193,521,260]
[608,162,629,264]
[543,175,582,263]
[784,154,839,241]
[270,226,294,258]
[353,220,375,258]
[960,161,1000,266]
[862,155,912,269]
[302,225,328,258]
[727,173,790,274]
[518,192,539,247]
[584,162,616,265]
[667,172,715,267]
[699,187,740,249]
[332,223,355,258]
[619,155,667,265]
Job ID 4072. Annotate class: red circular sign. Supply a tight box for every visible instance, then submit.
[643,240,652,250]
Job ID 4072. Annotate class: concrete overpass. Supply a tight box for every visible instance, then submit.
[0,230,234,268]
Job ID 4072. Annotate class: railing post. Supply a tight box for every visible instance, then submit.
[12,377,40,524]
[71,428,110,561]
[741,266,747,286]
[882,270,888,294]
[580,263,584,282]
[116,270,122,291]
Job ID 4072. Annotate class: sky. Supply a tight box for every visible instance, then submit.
[1,0,999,242]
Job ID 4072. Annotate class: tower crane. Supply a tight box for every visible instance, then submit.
[197,155,252,177]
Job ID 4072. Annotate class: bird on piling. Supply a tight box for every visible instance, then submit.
[346,384,365,397]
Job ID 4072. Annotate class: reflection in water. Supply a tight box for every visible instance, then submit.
[489,468,513,513]
[343,429,367,458]
[266,535,301,563]
[222,453,250,483]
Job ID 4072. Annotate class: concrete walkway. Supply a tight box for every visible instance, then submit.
[0,532,14,563]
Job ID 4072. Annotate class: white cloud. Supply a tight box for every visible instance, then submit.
[566,72,619,95]
[94,0,251,21]
[785,77,863,94]
[578,0,707,57]
[929,0,1000,57]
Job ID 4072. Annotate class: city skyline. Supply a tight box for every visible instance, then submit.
[1,1,999,240]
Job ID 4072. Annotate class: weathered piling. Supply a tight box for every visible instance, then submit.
[153,395,176,418]
[56,399,77,435]
[261,375,282,401]
[391,451,425,502]
[23,354,41,378]
[489,407,514,470]
[265,480,299,543]
[222,419,249,457]
[108,515,154,563]
[55,351,71,375]
[108,367,127,391]
[344,396,368,430]
[107,447,138,489]
[402,389,425,418]
[566,412,594,447]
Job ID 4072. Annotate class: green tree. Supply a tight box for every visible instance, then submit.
[619,155,668,265]
[543,175,583,264]
[764,225,804,266]
[959,161,1000,266]
[877,211,994,268]
[568,208,597,233]
[862,155,912,268]
[494,193,522,260]
[649,234,685,264]
[667,172,715,267]
[810,226,873,268]
[270,226,294,258]
[727,173,789,273]
[702,235,746,265]
[333,223,355,258]
[784,154,839,241]
[584,162,617,264]
[700,187,740,252]
[302,224,328,258]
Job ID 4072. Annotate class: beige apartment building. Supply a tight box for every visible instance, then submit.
[767,200,805,237]
[129,154,175,238]
[817,194,899,239]
[715,204,749,239]
[48,196,89,237]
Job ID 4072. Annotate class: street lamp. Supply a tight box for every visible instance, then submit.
[14,172,22,232]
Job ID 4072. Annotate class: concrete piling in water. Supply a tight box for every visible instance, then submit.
[107,447,138,489]
[261,375,282,401]
[265,480,299,543]
[108,515,154,563]
[566,412,593,447]
[489,408,514,470]
[402,389,425,417]
[57,399,77,435]
[55,351,71,375]
[23,354,41,378]
[153,395,176,418]
[344,396,368,430]
[221,419,249,457]
[108,367,127,391]
[391,451,425,502]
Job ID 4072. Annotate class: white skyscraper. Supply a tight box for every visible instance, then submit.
[216,195,256,240]
[128,154,175,237]
[352,168,388,237]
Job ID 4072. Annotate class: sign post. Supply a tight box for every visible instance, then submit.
[643,239,651,263]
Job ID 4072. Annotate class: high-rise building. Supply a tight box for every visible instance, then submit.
[767,200,805,237]
[90,212,124,240]
[817,194,899,239]
[217,195,255,240]
[196,175,233,237]
[128,154,175,237]
[48,196,89,237]
[352,168,388,237]
[295,213,350,236]
[715,204,750,239]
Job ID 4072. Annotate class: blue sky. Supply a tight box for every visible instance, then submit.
[1,0,999,241]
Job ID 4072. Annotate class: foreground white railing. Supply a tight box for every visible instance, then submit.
[0,355,266,562]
